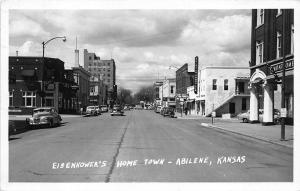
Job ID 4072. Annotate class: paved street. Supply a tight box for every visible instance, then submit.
[9,110,293,182]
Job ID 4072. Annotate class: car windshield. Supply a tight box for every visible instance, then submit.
[33,109,51,114]
[87,106,94,109]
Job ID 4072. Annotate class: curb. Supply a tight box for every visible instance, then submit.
[200,123,293,149]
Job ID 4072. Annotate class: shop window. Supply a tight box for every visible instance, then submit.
[22,91,36,107]
[9,91,13,106]
[212,79,217,90]
[224,79,228,90]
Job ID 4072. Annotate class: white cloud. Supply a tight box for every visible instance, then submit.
[9,10,251,93]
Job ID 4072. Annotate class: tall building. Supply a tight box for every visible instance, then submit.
[249,9,294,125]
[83,49,116,105]
[83,49,116,89]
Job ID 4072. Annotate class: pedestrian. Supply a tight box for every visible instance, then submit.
[184,107,188,115]
[80,107,83,115]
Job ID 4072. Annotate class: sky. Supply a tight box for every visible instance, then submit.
[9,9,251,93]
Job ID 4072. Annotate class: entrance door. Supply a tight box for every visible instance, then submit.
[229,102,235,114]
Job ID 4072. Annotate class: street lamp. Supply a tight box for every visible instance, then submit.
[42,36,66,58]
[41,36,67,107]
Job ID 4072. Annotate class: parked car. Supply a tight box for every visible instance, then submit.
[25,107,62,128]
[160,107,167,115]
[100,105,108,112]
[155,106,162,113]
[86,106,98,116]
[111,105,124,116]
[94,106,101,115]
[237,109,281,124]
[163,107,176,118]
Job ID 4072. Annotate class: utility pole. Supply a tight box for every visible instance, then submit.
[280,10,286,141]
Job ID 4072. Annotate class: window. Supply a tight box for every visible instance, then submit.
[107,79,110,83]
[171,86,174,94]
[224,79,228,90]
[89,56,92,60]
[256,41,264,64]
[22,91,36,107]
[212,79,217,90]
[277,32,282,58]
[277,9,282,16]
[107,62,110,66]
[9,91,13,106]
[242,98,247,110]
[257,9,264,26]
[107,74,110,77]
[291,24,294,54]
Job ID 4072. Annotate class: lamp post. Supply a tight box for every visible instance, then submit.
[41,36,66,107]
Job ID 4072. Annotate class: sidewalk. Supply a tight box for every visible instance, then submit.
[176,112,293,148]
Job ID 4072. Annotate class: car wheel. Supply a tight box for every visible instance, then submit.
[49,120,54,128]
[243,118,248,123]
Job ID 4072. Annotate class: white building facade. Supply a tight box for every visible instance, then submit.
[159,78,176,108]
[196,66,250,118]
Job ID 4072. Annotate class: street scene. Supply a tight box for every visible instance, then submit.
[7,9,294,183]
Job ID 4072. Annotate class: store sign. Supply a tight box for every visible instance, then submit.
[194,56,198,94]
[212,112,216,117]
[269,59,294,74]
[280,108,287,118]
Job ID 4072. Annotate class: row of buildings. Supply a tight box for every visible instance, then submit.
[9,46,116,115]
[155,9,294,125]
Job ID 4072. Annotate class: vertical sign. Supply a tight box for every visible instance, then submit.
[194,56,198,94]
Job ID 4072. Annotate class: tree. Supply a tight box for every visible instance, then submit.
[117,87,133,105]
[134,85,155,103]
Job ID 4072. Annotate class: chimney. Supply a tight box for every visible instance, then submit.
[75,37,80,67]
[16,50,19,56]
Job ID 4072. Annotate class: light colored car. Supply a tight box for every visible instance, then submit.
[100,105,108,112]
[111,105,124,116]
[237,109,281,124]
[26,107,61,128]
[86,106,98,116]
[155,106,162,113]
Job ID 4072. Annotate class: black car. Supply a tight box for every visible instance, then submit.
[163,107,176,118]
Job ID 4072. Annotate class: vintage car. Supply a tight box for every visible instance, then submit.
[111,105,124,116]
[86,106,99,116]
[237,109,281,124]
[162,107,176,118]
[26,107,62,128]
[155,106,162,113]
[100,105,109,112]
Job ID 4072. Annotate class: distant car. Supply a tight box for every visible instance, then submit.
[160,107,167,115]
[155,106,162,113]
[100,105,108,112]
[25,107,62,128]
[94,106,101,115]
[237,109,281,124]
[86,106,98,116]
[111,105,124,116]
[163,107,176,118]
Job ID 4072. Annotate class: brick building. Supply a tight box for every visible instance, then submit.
[249,9,294,124]
[9,56,74,115]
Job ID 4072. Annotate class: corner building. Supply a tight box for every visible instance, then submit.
[249,9,294,124]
